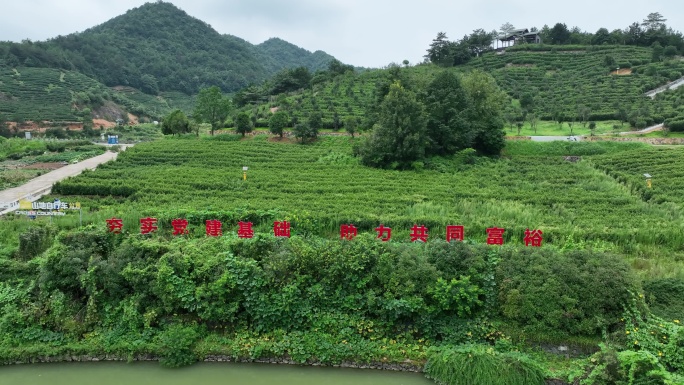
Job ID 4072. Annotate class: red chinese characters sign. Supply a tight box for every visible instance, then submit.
[340,224,358,240]
[140,217,158,235]
[274,221,291,238]
[524,229,543,247]
[238,222,254,239]
[172,219,189,236]
[106,218,123,233]
[410,225,428,243]
[446,225,464,242]
[104,219,544,246]
[486,227,505,245]
[205,220,223,237]
[375,224,392,242]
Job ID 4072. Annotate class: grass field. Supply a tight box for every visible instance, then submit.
[505,120,624,136]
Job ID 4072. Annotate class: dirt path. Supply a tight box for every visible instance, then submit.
[0,145,131,215]
[617,123,664,135]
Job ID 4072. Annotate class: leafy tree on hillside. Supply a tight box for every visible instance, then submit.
[235,112,252,137]
[652,42,664,62]
[233,86,261,108]
[519,93,535,112]
[269,110,289,138]
[358,82,428,169]
[293,122,317,143]
[499,23,516,37]
[425,32,453,67]
[161,109,191,136]
[306,112,322,139]
[625,22,644,45]
[642,12,667,31]
[465,29,495,57]
[616,108,629,127]
[663,45,678,58]
[270,66,312,94]
[549,23,571,44]
[193,86,231,136]
[423,71,471,155]
[327,59,354,77]
[592,28,611,45]
[344,116,359,138]
[462,70,506,155]
[528,113,540,134]
[364,64,413,131]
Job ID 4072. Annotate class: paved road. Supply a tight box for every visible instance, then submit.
[618,123,664,135]
[530,136,583,142]
[0,145,131,215]
[645,76,684,99]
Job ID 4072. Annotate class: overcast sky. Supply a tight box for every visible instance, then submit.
[2,0,682,68]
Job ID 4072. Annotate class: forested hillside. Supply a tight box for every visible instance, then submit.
[0,1,338,95]
[233,45,684,131]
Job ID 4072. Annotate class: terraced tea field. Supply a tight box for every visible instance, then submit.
[41,137,684,278]
[0,66,108,121]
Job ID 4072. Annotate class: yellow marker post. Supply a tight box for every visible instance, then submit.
[243,166,248,181]
[644,173,652,189]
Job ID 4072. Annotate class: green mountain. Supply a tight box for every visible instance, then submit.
[256,38,337,75]
[0,1,339,95]
[236,45,684,130]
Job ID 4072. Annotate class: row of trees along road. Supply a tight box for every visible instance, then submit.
[357,68,506,170]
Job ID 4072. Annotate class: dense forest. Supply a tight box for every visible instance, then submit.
[0,2,337,95]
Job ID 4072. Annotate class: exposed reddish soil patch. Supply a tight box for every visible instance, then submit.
[6,121,83,132]
[93,119,117,129]
[610,68,632,75]
[21,162,66,170]
[127,113,139,125]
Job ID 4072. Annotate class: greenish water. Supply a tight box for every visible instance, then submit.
[0,362,433,385]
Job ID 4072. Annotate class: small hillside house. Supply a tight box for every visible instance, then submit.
[497,29,542,48]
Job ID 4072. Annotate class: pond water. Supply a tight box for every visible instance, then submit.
[0,362,433,385]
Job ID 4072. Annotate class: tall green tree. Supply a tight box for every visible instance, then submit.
[423,70,471,156]
[344,116,359,138]
[465,29,495,57]
[359,82,428,169]
[235,112,252,137]
[499,22,516,37]
[307,111,322,135]
[425,32,453,66]
[549,23,571,44]
[193,86,232,136]
[161,109,191,136]
[652,42,664,62]
[462,70,507,155]
[293,122,315,143]
[642,12,666,31]
[592,28,611,45]
[269,110,289,138]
